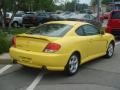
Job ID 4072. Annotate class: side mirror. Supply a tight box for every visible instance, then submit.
[100,30,105,35]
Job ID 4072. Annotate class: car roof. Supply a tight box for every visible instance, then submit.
[45,21,88,26]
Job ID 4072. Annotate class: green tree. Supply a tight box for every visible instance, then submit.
[91,0,97,6]
[33,0,55,11]
[102,0,120,5]
[18,0,56,12]
[65,1,75,11]
[65,0,88,12]
[0,0,58,30]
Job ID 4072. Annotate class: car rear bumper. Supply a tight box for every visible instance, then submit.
[111,29,120,35]
[106,27,120,36]
[10,47,69,71]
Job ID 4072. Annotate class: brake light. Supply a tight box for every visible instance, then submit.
[12,37,16,47]
[44,43,61,53]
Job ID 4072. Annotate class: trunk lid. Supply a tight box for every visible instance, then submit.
[15,34,59,52]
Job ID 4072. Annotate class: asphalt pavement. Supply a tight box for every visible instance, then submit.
[0,41,120,90]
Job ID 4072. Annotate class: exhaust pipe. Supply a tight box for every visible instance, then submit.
[13,60,17,64]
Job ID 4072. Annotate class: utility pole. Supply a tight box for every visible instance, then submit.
[0,0,5,29]
[112,0,115,10]
[64,0,67,11]
[74,0,77,12]
[96,0,100,22]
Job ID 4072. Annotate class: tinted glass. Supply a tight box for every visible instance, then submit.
[29,24,72,37]
[24,13,36,17]
[89,15,95,20]
[84,15,90,20]
[111,11,120,19]
[82,25,99,35]
[15,14,23,17]
[37,13,45,16]
[76,27,85,36]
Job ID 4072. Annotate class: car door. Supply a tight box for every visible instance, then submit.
[75,27,91,62]
[13,14,23,24]
[82,25,107,57]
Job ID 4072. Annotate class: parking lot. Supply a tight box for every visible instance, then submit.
[0,41,120,90]
[0,14,119,90]
[1,0,120,90]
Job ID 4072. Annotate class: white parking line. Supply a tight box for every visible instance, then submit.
[0,65,13,74]
[26,72,44,90]
[115,42,120,46]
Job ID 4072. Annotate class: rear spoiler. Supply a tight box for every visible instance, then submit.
[16,34,50,42]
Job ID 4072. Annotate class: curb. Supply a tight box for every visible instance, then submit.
[0,59,12,64]
[0,53,12,64]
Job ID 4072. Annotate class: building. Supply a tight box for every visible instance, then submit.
[110,2,120,10]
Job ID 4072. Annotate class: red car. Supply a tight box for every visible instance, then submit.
[106,10,120,36]
[101,12,110,20]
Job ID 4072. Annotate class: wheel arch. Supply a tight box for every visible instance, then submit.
[69,50,81,64]
[12,21,19,24]
[64,50,81,75]
[105,40,115,58]
[107,40,115,49]
[110,40,115,47]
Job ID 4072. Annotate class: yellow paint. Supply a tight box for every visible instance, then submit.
[10,21,115,71]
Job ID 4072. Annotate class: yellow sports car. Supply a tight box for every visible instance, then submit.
[10,21,115,75]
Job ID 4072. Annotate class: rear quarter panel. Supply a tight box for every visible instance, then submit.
[54,36,89,61]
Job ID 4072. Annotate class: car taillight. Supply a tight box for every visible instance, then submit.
[44,43,61,53]
[12,37,16,47]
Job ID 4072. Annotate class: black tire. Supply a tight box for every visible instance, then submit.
[65,53,80,76]
[105,43,114,58]
[13,59,17,64]
[12,22,19,28]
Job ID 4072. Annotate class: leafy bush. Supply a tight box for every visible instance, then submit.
[0,28,30,54]
[10,28,30,35]
[0,32,12,54]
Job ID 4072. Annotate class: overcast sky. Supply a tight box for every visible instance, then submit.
[80,0,91,5]
[55,0,91,5]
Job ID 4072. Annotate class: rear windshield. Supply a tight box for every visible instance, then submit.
[111,11,120,19]
[28,24,72,37]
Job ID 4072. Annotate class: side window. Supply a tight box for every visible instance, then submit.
[89,15,95,20]
[38,13,45,17]
[84,15,90,20]
[82,25,99,36]
[76,27,85,36]
[111,11,120,19]
[15,14,22,17]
